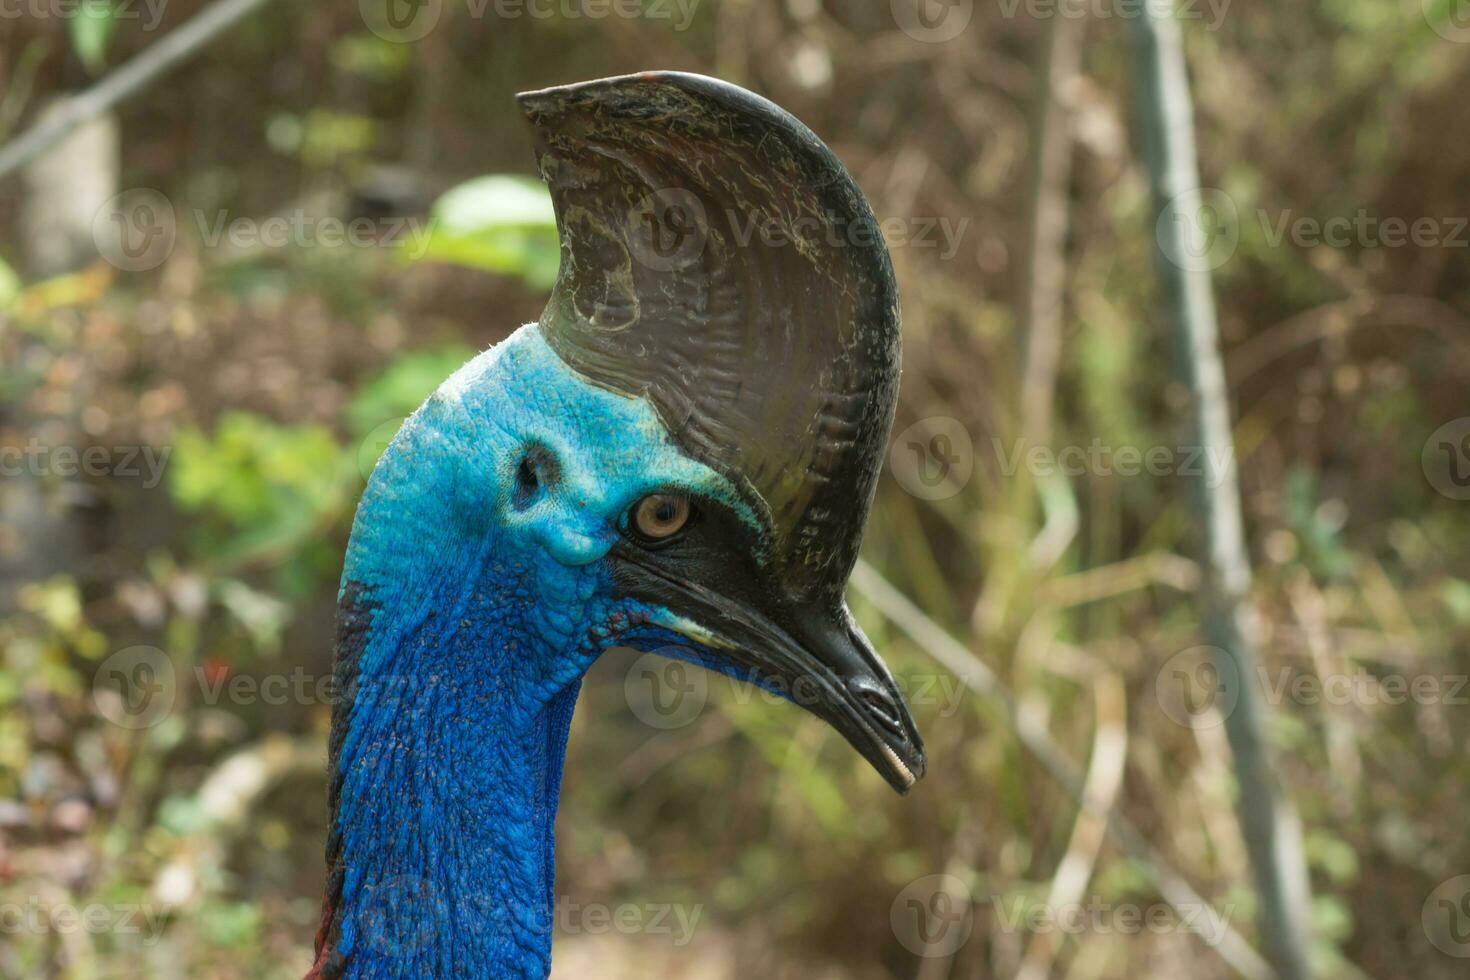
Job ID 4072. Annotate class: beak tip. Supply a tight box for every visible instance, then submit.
[875,736,926,794]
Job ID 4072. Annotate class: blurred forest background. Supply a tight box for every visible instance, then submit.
[2,1,1469,978]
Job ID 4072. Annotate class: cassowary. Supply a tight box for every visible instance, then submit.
[307,71,925,979]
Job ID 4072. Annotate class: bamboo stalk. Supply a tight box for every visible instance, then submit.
[1128,5,1315,978]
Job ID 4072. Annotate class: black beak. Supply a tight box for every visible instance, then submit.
[613,545,927,793]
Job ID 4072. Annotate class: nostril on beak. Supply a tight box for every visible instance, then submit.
[856,685,905,737]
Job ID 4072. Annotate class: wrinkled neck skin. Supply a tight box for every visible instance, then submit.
[318,327,743,980]
[332,535,603,979]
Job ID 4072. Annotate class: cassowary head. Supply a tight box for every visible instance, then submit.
[318,70,922,980]
[356,71,922,788]
[526,70,924,787]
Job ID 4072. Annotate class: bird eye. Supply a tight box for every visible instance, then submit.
[629,493,693,543]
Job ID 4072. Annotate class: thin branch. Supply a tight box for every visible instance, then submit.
[1015,673,1127,980]
[850,559,1275,980]
[1018,10,1081,459]
[1129,5,1315,979]
[0,0,277,182]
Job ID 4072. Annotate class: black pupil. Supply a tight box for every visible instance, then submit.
[654,500,678,523]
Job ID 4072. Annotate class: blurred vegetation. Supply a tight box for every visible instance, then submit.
[2,2,1469,979]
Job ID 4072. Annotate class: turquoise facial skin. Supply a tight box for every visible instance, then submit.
[327,325,754,978]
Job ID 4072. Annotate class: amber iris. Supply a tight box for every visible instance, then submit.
[631,494,692,541]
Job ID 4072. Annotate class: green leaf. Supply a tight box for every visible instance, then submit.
[345,344,475,437]
[169,413,352,573]
[414,175,560,290]
[69,0,118,76]
[199,900,263,948]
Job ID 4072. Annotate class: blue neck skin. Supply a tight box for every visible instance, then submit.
[326,326,749,979]
[334,544,600,977]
